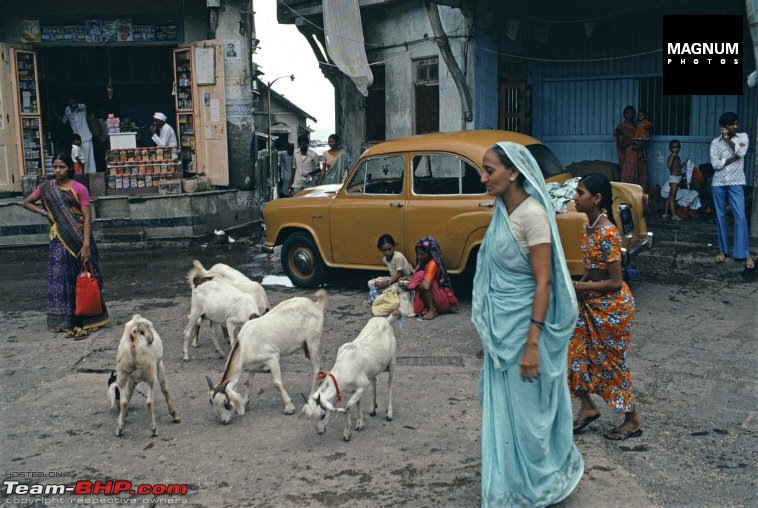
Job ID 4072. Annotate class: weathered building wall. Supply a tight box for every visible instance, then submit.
[361,2,470,140]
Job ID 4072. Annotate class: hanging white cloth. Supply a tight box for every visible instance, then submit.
[323,0,373,96]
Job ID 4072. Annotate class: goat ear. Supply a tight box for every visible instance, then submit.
[205,376,216,391]
[140,322,155,344]
[228,392,245,415]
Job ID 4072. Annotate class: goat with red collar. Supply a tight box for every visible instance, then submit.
[301,311,399,441]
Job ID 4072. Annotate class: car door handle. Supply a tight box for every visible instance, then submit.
[478,202,494,207]
[389,202,404,208]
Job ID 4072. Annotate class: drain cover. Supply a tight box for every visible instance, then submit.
[396,356,464,367]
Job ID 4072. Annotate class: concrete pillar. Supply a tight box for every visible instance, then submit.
[217,0,257,193]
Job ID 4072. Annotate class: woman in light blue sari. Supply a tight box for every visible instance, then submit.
[473,142,583,507]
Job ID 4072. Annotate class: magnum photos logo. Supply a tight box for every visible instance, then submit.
[663,15,743,95]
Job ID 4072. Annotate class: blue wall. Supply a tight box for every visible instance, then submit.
[472,2,756,191]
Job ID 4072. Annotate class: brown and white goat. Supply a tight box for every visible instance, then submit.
[207,290,327,424]
[301,311,399,441]
[114,314,180,436]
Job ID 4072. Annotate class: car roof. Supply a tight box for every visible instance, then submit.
[361,130,543,164]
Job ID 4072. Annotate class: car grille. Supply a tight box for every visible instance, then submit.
[618,204,634,236]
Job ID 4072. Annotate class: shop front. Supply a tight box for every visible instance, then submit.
[0,4,235,197]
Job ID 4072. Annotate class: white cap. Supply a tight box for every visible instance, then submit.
[153,112,167,122]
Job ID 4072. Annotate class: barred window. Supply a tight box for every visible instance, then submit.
[639,77,691,136]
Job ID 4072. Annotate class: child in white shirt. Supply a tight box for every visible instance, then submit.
[71,134,85,174]
[368,234,413,304]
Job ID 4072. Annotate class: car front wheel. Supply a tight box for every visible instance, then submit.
[281,233,326,287]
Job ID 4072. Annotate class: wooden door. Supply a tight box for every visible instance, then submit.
[190,40,228,186]
[0,44,19,192]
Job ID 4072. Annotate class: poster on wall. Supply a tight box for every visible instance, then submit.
[116,19,132,42]
[20,19,41,42]
[224,40,240,61]
[102,20,118,42]
[85,20,103,43]
[133,24,156,41]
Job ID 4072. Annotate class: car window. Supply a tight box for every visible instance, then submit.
[526,144,566,179]
[412,154,485,195]
[346,156,405,195]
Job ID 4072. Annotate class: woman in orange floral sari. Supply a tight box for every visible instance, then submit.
[568,173,642,441]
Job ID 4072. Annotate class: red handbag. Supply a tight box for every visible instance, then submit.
[75,262,102,317]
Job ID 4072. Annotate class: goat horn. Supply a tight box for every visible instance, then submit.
[218,380,230,395]
[299,392,308,403]
[205,375,216,391]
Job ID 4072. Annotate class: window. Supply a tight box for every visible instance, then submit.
[366,64,386,142]
[639,77,691,136]
[412,154,485,195]
[345,155,405,195]
[414,58,439,134]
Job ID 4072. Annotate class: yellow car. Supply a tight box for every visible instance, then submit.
[263,130,653,287]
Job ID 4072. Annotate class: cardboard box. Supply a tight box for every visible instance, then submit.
[158,180,182,195]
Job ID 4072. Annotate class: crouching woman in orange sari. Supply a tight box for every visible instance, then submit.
[568,173,642,440]
[406,236,459,320]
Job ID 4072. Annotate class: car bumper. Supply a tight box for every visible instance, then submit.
[621,232,654,266]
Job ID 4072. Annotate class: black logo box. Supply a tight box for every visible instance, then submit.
[663,15,743,95]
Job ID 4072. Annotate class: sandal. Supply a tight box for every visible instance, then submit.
[67,327,90,340]
[573,413,600,434]
[604,427,643,441]
[48,328,66,334]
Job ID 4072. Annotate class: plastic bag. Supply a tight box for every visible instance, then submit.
[371,287,400,316]
[75,262,102,316]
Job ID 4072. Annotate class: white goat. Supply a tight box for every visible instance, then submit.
[206,290,328,424]
[301,311,399,441]
[184,260,270,360]
[114,314,181,436]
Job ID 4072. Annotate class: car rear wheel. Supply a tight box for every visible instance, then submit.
[281,233,326,287]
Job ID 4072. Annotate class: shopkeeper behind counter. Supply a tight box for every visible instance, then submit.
[150,112,177,147]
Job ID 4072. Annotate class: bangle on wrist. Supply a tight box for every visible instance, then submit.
[39,209,48,217]
[530,318,545,330]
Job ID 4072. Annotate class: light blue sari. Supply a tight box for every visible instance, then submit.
[472,142,583,507]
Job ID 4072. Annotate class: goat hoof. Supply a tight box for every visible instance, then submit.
[115,427,123,437]
[369,410,377,417]
[182,356,190,362]
[283,406,295,415]
[151,428,158,437]
[172,415,182,423]
[342,434,352,442]
[386,416,393,422]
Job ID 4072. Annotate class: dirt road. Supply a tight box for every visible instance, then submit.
[1,240,755,507]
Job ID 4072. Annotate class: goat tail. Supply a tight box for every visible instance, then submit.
[313,289,328,311]
[187,259,209,289]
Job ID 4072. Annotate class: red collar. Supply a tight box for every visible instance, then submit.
[317,371,341,402]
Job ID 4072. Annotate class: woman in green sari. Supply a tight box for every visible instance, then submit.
[319,134,351,185]
[473,142,583,506]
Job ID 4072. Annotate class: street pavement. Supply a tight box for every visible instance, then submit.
[0,238,756,507]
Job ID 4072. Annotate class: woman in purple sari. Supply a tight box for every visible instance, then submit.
[23,152,109,338]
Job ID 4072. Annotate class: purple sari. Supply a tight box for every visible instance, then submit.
[39,181,109,331]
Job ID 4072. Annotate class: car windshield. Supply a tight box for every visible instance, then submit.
[526,144,566,179]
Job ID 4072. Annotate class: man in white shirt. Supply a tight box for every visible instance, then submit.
[709,112,753,269]
[59,96,96,173]
[289,134,321,194]
[150,112,178,147]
